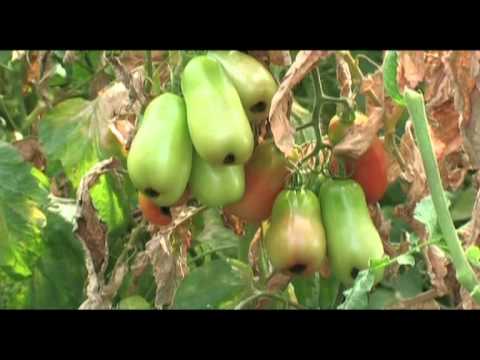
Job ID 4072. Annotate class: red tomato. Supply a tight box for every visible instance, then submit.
[138,193,172,226]
[330,138,388,204]
[224,139,290,223]
[351,138,388,204]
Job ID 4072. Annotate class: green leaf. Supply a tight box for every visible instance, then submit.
[21,196,86,309]
[337,270,375,309]
[193,208,240,252]
[318,274,341,309]
[0,51,11,67]
[396,253,415,267]
[117,295,152,310]
[466,246,480,269]
[383,264,426,299]
[450,185,476,222]
[367,288,397,309]
[414,195,448,249]
[174,259,253,309]
[292,273,320,309]
[0,141,49,278]
[39,95,132,238]
[383,51,406,106]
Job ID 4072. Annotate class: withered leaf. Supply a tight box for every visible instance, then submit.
[398,121,428,203]
[256,272,292,309]
[12,138,46,170]
[269,50,332,156]
[424,51,454,108]
[76,157,122,309]
[336,53,353,99]
[423,244,449,296]
[428,99,462,161]
[397,51,426,90]
[248,227,263,277]
[446,51,480,168]
[466,185,480,248]
[333,106,384,159]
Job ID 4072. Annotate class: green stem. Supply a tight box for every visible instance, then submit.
[187,245,237,266]
[299,68,327,168]
[22,101,46,131]
[144,51,153,96]
[404,88,480,303]
[0,95,18,131]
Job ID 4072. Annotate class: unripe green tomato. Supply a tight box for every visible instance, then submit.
[181,55,254,166]
[127,93,192,207]
[265,189,327,277]
[190,151,245,208]
[328,111,369,146]
[319,179,385,286]
[117,295,152,310]
[207,51,278,125]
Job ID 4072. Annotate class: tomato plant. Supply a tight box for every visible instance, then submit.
[2,50,479,311]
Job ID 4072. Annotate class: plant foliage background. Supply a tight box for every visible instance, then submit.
[1,50,480,310]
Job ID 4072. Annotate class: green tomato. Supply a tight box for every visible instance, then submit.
[207,51,278,125]
[127,93,192,207]
[117,295,152,310]
[319,179,385,286]
[265,189,327,277]
[181,55,254,166]
[190,151,245,208]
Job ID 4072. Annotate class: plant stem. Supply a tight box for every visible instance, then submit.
[0,95,18,131]
[404,88,480,303]
[187,245,237,266]
[144,51,153,96]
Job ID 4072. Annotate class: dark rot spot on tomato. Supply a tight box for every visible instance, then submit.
[250,101,267,113]
[223,153,235,164]
[144,187,159,198]
[289,264,307,275]
[350,267,359,279]
[160,207,171,216]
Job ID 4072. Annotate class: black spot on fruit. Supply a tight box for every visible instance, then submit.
[250,101,267,113]
[350,267,359,279]
[144,188,159,198]
[160,207,171,216]
[224,153,235,164]
[289,264,307,274]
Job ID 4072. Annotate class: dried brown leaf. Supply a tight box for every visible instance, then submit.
[424,51,454,108]
[145,232,187,309]
[76,158,122,309]
[428,100,462,161]
[460,286,480,309]
[336,54,353,99]
[248,227,263,277]
[466,186,480,247]
[12,138,46,170]
[446,51,480,168]
[269,50,332,156]
[398,121,428,203]
[333,106,384,159]
[369,204,395,257]
[361,69,384,112]
[397,51,426,90]
[256,272,292,309]
[388,289,440,309]
[423,244,450,296]
[438,152,469,191]
[223,213,246,237]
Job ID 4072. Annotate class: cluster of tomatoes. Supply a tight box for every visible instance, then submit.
[127,50,390,287]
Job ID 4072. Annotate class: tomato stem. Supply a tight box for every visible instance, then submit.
[404,88,480,304]
[144,51,153,97]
